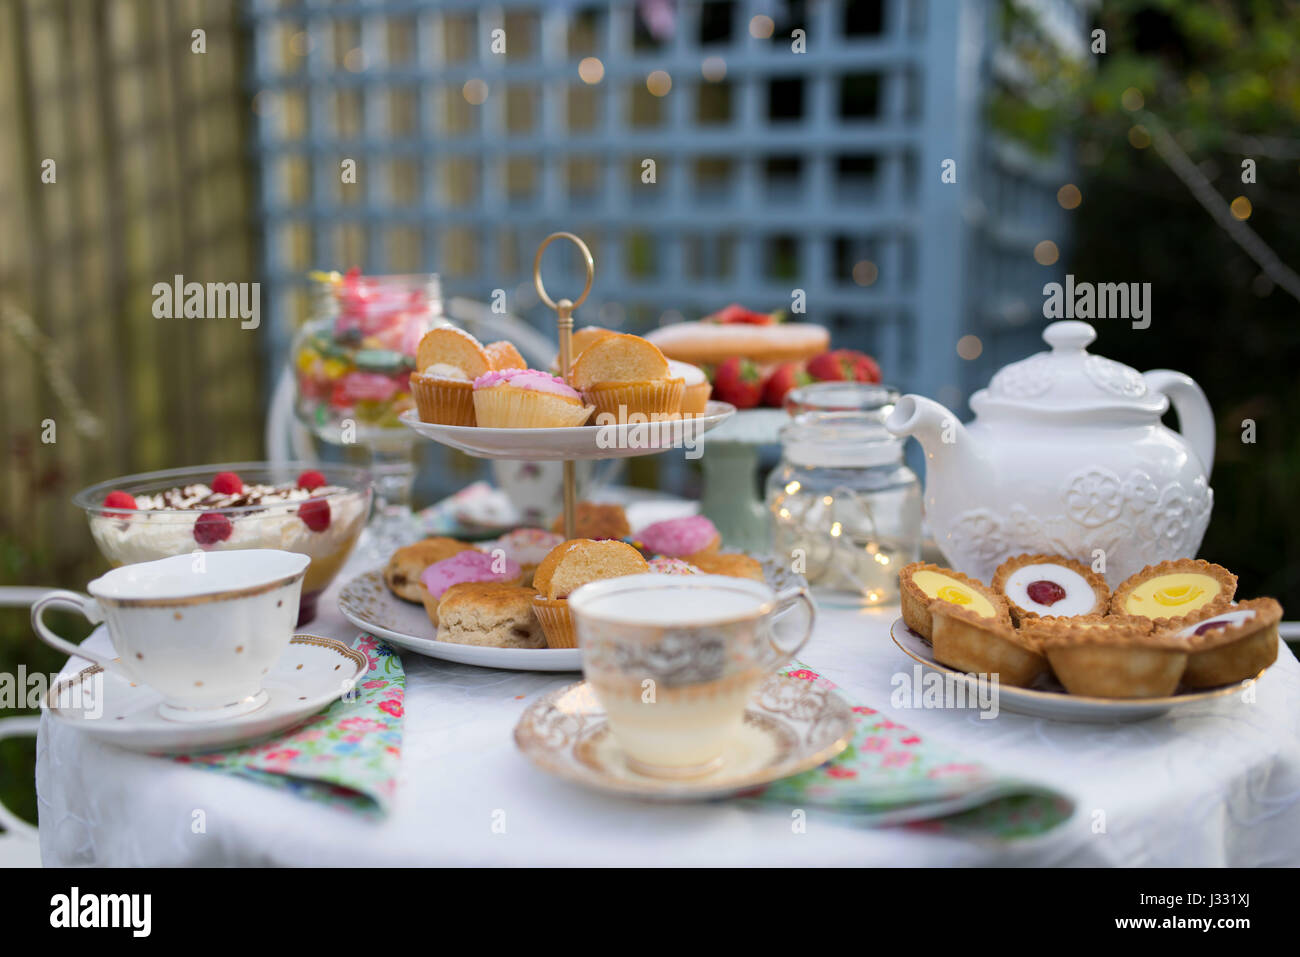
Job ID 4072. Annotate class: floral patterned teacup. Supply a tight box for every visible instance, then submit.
[569,574,815,778]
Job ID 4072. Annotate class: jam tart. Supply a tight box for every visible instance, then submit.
[992,553,1109,625]
[899,562,1003,641]
[928,597,1045,689]
[1020,614,1189,699]
[1110,559,1236,628]
[1158,597,1282,689]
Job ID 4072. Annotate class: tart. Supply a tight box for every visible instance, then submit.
[1159,598,1282,689]
[1111,559,1236,627]
[899,562,1003,641]
[1022,615,1189,699]
[992,553,1109,625]
[927,598,1040,688]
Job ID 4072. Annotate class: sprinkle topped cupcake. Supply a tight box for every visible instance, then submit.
[471,368,594,428]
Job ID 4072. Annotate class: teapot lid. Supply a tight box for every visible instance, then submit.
[970,321,1167,416]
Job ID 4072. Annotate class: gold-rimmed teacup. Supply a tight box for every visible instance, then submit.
[568,573,815,778]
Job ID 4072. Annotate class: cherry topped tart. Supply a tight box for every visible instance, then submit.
[992,553,1110,625]
[1159,597,1282,689]
[898,562,1009,641]
[1111,559,1236,626]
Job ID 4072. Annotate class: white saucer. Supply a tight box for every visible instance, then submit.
[889,616,1253,723]
[514,675,854,801]
[399,401,736,461]
[338,569,582,671]
[44,631,368,753]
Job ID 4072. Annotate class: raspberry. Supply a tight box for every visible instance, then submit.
[211,471,244,495]
[297,470,327,491]
[299,497,331,532]
[1026,580,1067,606]
[103,491,137,511]
[193,512,233,546]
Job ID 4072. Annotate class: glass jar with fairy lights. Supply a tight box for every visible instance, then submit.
[765,401,921,607]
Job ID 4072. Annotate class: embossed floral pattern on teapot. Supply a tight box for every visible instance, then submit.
[886,321,1215,586]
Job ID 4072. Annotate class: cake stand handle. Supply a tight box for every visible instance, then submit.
[534,231,595,541]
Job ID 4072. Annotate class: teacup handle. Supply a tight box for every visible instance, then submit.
[766,586,817,664]
[31,591,124,679]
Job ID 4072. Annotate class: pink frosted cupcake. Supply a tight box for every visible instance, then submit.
[637,516,721,562]
[418,550,522,627]
[472,369,594,428]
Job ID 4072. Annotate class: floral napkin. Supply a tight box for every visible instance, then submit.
[174,635,405,817]
[749,664,1074,839]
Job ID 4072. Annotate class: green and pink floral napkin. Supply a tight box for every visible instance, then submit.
[749,664,1074,839]
[174,635,405,817]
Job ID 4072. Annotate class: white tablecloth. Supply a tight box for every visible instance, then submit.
[35,547,1300,866]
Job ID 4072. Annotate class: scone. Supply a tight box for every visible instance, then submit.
[436,582,545,649]
[899,562,999,641]
[1022,614,1186,699]
[531,538,649,648]
[570,333,684,421]
[992,553,1110,625]
[1111,559,1236,627]
[1160,597,1282,688]
[385,537,475,602]
[550,501,631,540]
[418,550,523,627]
[410,327,493,426]
[690,552,764,581]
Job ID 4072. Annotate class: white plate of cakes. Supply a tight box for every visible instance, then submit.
[338,512,804,672]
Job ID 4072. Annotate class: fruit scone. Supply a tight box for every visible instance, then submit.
[436,581,546,649]
[411,327,524,426]
[384,536,476,602]
[531,539,648,648]
[899,562,1044,687]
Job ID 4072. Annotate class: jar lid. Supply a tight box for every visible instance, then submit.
[784,382,899,418]
[780,412,904,467]
[971,321,1166,416]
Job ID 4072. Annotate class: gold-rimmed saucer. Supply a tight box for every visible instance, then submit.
[513,674,853,801]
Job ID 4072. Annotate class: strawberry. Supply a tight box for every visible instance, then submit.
[806,349,882,384]
[102,490,137,511]
[707,304,781,326]
[299,497,331,532]
[193,512,233,546]
[297,470,327,491]
[711,356,764,409]
[211,471,244,496]
[762,362,813,407]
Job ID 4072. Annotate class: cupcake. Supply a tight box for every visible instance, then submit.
[668,359,711,414]
[571,333,684,422]
[418,549,522,627]
[471,368,594,428]
[531,538,649,648]
[411,328,512,426]
[552,325,617,373]
[636,515,721,562]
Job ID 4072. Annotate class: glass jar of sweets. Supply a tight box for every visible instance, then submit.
[765,409,921,606]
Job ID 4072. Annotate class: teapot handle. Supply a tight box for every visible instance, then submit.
[1143,370,1215,480]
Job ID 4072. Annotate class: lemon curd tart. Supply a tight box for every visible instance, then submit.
[1111,559,1236,626]
[1159,597,1282,689]
[899,562,1001,640]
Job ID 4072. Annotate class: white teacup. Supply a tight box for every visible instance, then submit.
[569,574,815,778]
[33,550,310,723]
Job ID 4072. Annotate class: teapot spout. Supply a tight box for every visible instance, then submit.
[886,394,976,471]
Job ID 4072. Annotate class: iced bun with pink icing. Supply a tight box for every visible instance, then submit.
[418,550,522,626]
[471,368,594,428]
[636,515,721,562]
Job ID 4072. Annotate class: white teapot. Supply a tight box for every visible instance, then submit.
[885,321,1214,586]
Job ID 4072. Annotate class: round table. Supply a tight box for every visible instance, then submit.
[34,546,1300,866]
